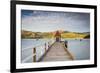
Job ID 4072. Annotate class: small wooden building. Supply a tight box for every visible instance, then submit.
[54,31,61,42]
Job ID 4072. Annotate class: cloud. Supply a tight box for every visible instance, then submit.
[21,10,90,32]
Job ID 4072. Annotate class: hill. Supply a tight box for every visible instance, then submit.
[21,30,90,39]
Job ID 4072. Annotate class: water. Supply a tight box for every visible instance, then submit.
[21,39,90,63]
[67,39,90,60]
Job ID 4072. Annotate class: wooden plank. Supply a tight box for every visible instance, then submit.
[41,42,73,62]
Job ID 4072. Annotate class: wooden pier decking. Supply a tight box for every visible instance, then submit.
[40,42,74,62]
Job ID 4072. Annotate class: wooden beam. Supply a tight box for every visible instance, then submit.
[33,47,36,62]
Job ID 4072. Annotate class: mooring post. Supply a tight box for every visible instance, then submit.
[33,47,36,62]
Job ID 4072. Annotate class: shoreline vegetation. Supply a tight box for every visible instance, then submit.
[21,30,90,39]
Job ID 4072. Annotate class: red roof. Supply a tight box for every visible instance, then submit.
[55,31,61,36]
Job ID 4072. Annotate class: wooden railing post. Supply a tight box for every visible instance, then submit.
[65,41,68,48]
[45,43,46,52]
[48,42,49,48]
[33,47,36,62]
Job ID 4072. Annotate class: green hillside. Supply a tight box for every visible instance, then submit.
[21,30,90,39]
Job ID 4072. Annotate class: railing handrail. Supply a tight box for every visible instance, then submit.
[22,53,36,63]
[22,41,52,51]
[22,40,54,62]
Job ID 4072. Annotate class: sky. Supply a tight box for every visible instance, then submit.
[21,10,90,33]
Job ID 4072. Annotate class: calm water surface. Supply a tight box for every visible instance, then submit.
[21,39,90,63]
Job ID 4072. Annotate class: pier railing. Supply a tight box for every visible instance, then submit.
[22,40,54,63]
